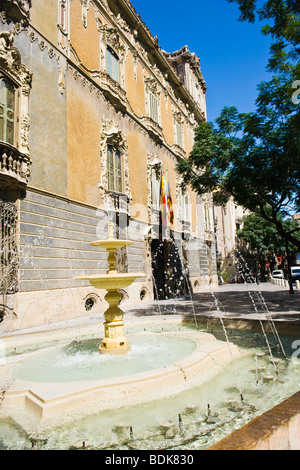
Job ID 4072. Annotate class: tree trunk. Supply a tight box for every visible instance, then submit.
[286,243,294,295]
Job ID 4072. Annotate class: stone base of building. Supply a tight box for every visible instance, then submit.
[1,275,218,333]
[1,280,153,333]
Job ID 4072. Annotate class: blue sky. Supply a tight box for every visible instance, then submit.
[130,0,273,122]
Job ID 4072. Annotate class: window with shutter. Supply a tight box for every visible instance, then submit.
[0,78,15,146]
[149,91,159,123]
[107,145,123,193]
[107,47,119,82]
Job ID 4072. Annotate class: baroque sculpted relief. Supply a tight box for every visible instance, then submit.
[1,1,31,22]
[0,29,32,157]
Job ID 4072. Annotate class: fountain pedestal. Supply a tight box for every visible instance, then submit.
[77,224,145,355]
[100,290,130,354]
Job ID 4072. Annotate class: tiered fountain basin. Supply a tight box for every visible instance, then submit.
[77,226,146,355]
[0,318,243,420]
[77,272,145,354]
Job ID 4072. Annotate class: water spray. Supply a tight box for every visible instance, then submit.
[178,413,184,435]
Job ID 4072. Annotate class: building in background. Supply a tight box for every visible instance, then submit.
[0,0,219,332]
[214,198,247,281]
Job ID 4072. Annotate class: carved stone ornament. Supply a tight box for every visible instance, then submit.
[80,0,90,28]
[100,24,125,58]
[98,24,127,105]
[144,76,159,95]
[1,0,31,22]
[147,152,161,219]
[99,69,127,109]
[99,117,131,204]
[0,30,32,91]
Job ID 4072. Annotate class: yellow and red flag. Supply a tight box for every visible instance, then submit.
[160,170,174,226]
[160,170,167,226]
[166,173,174,225]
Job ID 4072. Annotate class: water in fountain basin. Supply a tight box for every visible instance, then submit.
[12,334,198,383]
[2,326,300,451]
[1,224,297,450]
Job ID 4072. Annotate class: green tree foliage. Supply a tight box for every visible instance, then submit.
[177,104,300,248]
[237,213,299,254]
[177,0,300,250]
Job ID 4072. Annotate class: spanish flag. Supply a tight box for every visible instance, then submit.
[166,173,174,225]
[160,170,167,226]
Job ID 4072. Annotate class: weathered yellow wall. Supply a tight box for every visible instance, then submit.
[66,71,101,207]
[30,0,199,224]
[69,0,100,72]
[161,97,174,146]
[126,57,146,117]
[185,124,194,155]
[127,132,149,223]
[30,0,58,45]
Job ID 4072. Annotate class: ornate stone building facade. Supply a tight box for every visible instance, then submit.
[0,0,217,331]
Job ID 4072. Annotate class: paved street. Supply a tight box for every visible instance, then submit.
[192,282,300,322]
[127,282,300,325]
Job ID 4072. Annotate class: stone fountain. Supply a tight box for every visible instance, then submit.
[77,222,145,355]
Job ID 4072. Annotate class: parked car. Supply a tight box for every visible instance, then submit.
[291,267,300,282]
[272,269,284,279]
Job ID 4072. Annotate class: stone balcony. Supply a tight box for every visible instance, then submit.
[0,141,31,189]
[204,229,214,243]
[100,71,127,111]
[107,190,129,214]
[171,144,186,159]
[142,117,163,143]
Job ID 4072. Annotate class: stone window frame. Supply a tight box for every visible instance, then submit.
[181,189,191,223]
[57,0,69,49]
[99,24,126,89]
[99,118,131,206]
[80,0,90,29]
[0,29,32,158]
[0,75,16,146]
[173,110,185,150]
[144,76,161,126]
[176,179,191,228]
[58,0,67,33]
[107,143,123,193]
[203,197,213,233]
[106,45,119,83]
[146,153,164,240]
[147,153,162,213]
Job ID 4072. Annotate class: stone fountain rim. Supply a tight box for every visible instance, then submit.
[1,323,244,421]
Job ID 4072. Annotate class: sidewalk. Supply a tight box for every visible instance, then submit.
[1,282,299,338]
[126,282,300,324]
[192,282,300,322]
